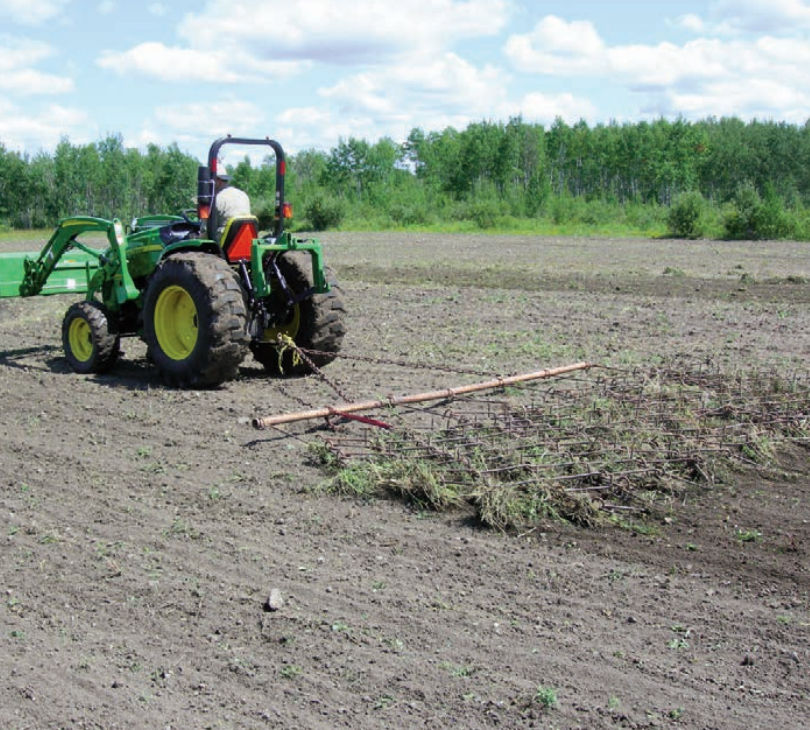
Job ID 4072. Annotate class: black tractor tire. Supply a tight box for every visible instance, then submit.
[143,252,249,388]
[62,300,121,374]
[251,252,346,375]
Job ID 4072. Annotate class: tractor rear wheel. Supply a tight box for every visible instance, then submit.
[143,252,249,388]
[62,301,120,374]
[251,252,346,375]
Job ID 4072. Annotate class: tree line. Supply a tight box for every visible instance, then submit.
[2,116,810,239]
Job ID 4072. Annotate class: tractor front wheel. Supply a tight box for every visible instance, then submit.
[251,252,346,375]
[143,252,249,388]
[62,301,120,374]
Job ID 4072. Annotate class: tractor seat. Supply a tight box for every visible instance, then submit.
[220,215,259,263]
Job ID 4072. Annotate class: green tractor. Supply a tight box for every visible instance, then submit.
[0,136,346,388]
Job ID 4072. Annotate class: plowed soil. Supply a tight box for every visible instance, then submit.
[1,232,808,729]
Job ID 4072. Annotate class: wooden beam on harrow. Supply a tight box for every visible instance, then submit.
[251,362,593,429]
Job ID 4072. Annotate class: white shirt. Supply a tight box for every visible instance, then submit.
[213,186,251,242]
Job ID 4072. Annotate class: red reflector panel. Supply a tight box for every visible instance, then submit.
[282,202,293,219]
[224,222,257,262]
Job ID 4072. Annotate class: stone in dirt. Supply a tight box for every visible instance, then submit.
[264,588,284,612]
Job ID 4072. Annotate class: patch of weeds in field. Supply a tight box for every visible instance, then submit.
[662,266,686,277]
[383,636,404,652]
[739,430,777,464]
[609,515,661,537]
[440,661,474,677]
[734,527,762,543]
[166,518,201,541]
[485,331,573,363]
[374,694,397,710]
[279,664,302,680]
[608,696,621,711]
[668,624,691,650]
[311,440,461,509]
[533,685,558,710]
[605,568,626,584]
[319,462,382,499]
[379,457,462,510]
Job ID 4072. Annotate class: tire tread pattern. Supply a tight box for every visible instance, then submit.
[144,252,249,388]
[62,300,120,374]
[251,252,347,375]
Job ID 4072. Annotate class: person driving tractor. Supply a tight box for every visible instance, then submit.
[211,171,251,244]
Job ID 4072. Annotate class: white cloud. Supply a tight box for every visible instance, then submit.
[0,0,70,24]
[179,0,509,63]
[0,99,91,150]
[321,53,506,119]
[99,0,509,87]
[0,38,53,70]
[669,14,706,33]
[0,68,73,94]
[0,38,73,94]
[97,1,113,15]
[267,52,515,152]
[514,92,597,125]
[504,16,607,75]
[98,43,242,82]
[609,40,729,88]
[97,41,304,83]
[710,0,810,33]
[668,78,810,122]
[93,0,512,151]
[504,14,810,122]
[147,3,166,16]
[155,99,265,139]
[314,52,509,142]
[272,106,369,152]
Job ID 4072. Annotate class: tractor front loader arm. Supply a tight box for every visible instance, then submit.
[15,217,138,305]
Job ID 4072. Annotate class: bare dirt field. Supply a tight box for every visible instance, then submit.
[1,232,808,729]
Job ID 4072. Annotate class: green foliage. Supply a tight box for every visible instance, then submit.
[722,182,796,240]
[667,190,708,239]
[252,197,277,232]
[722,182,762,239]
[2,115,810,239]
[534,686,558,709]
[303,192,346,231]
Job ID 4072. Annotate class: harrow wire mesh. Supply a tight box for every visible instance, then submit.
[315,365,810,530]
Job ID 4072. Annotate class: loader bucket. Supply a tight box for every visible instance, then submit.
[0,250,99,298]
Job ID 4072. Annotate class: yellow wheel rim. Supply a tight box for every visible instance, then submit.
[260,305,301,343]
[68,317,94,363]
[154,285,198,360]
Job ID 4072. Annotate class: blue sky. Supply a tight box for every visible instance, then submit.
[1,0,809,164]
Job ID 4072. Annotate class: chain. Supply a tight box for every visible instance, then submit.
[276,335,355,403]
[296,347,500,379]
